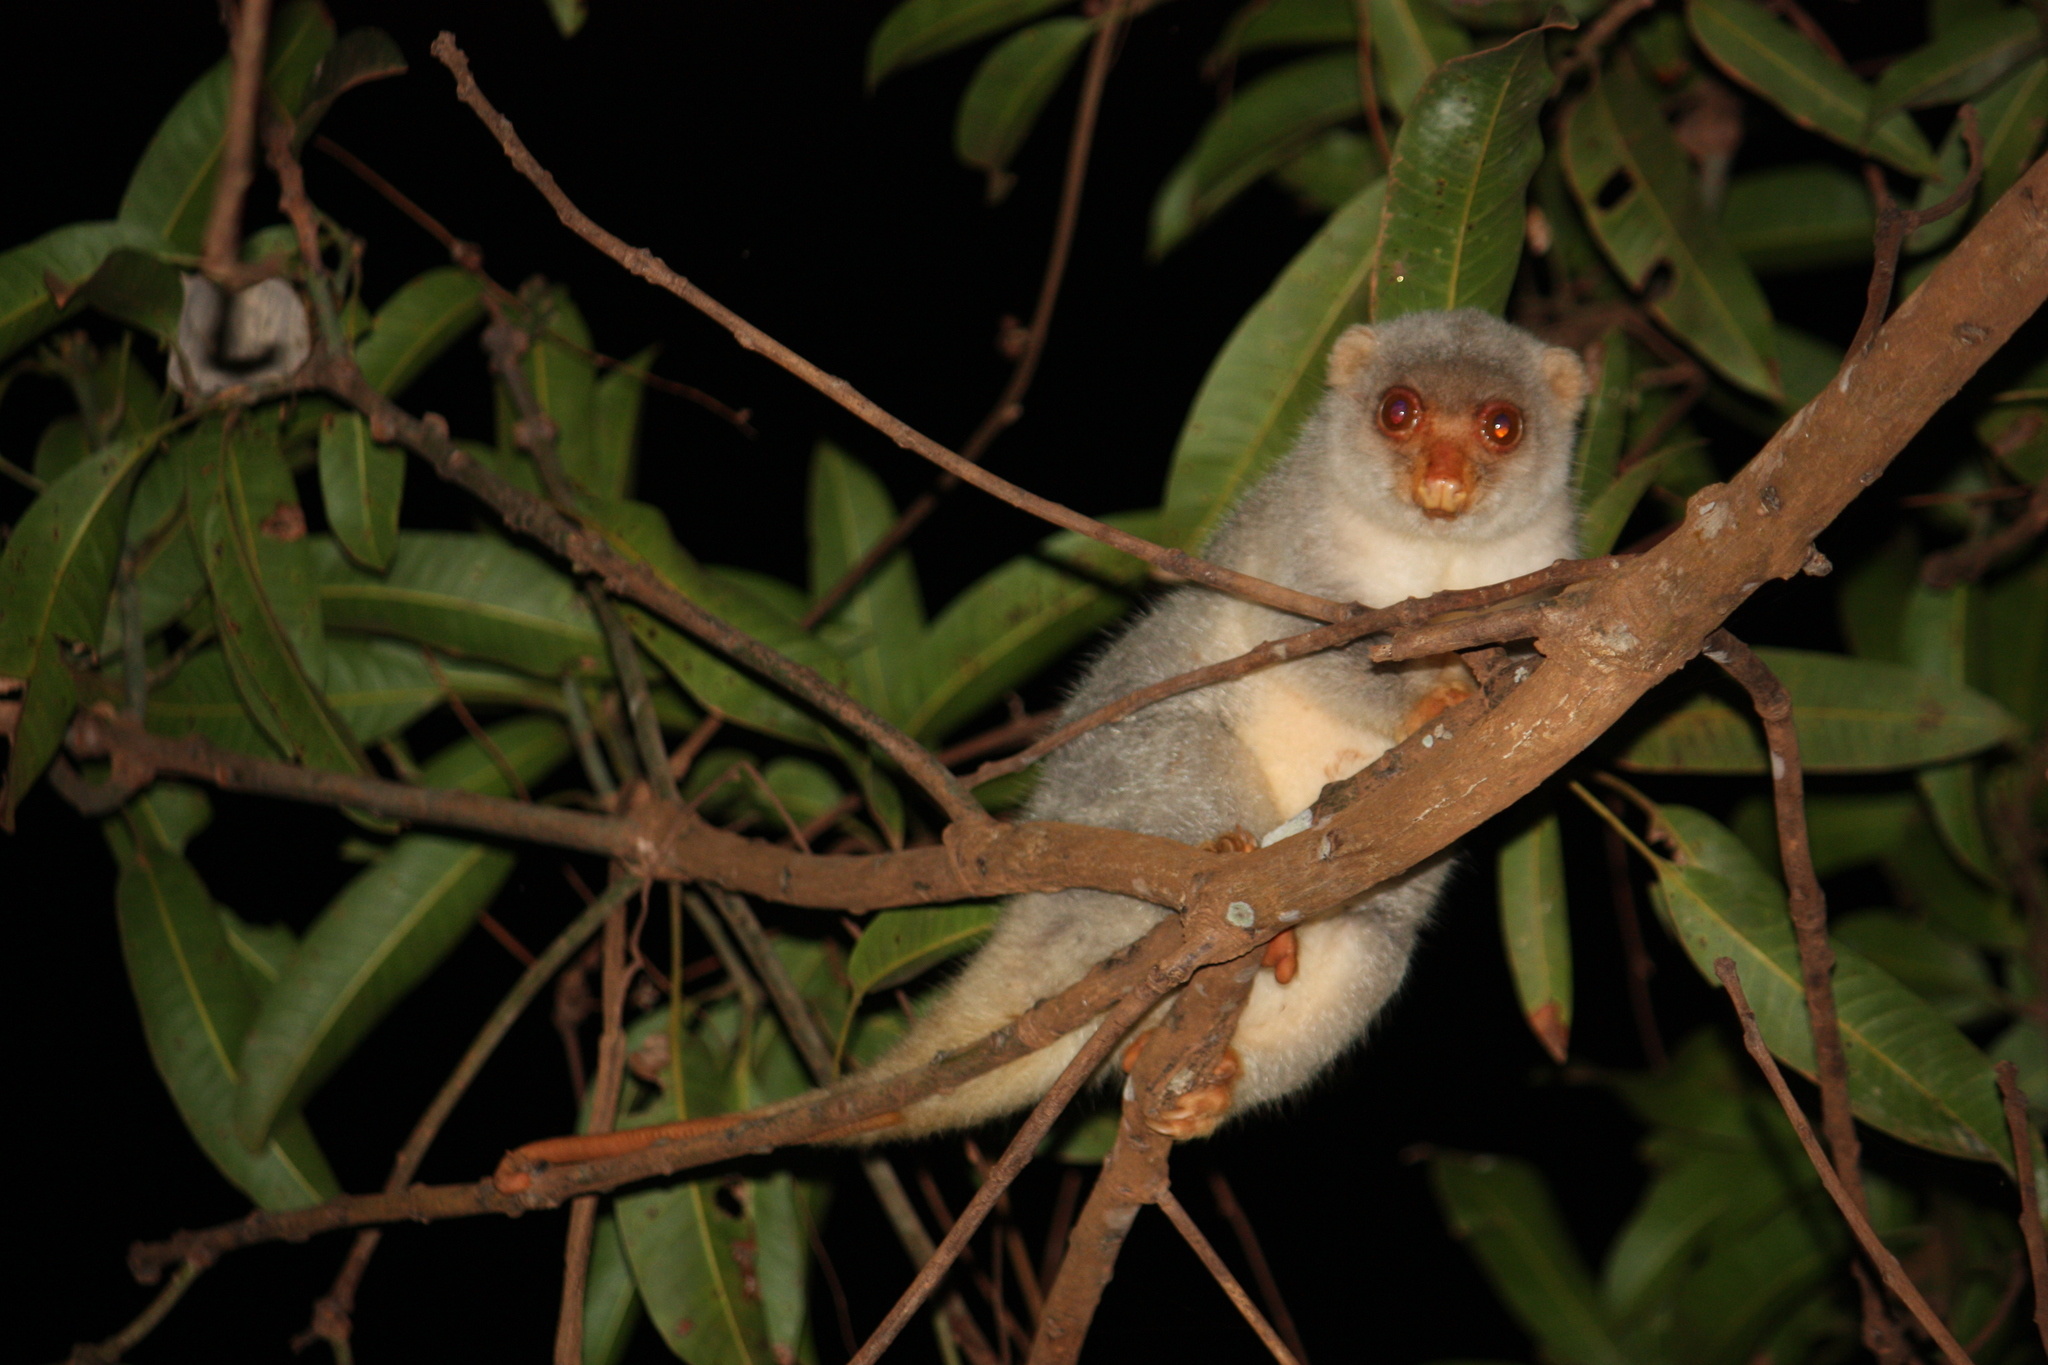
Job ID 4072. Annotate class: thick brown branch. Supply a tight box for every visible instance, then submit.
[428,33,1352,626]
[199,0,273,285]
[1715,959,1977,1365]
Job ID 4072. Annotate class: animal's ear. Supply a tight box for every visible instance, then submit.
[1326,324,1378,389]
[1540,345,1590,413]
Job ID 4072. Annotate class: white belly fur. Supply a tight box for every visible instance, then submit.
[1233,670,1394,822]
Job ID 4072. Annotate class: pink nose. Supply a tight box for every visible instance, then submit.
[1413,444,1474,517]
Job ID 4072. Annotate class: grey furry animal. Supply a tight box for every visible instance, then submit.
[867,309,1588,1138]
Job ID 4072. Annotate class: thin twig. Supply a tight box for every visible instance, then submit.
[67,1261,205,1365]
[1600,798,1666,1068]
[1921,475,2048,588]
[200,0,273,285]
[803,0,1129,629]
[1993,1061,2048,1356]
[1852,108,1984,358]
[420,648,530,800]
[298,880,638,1356]
[430,34,1352,627]
[1715,959,1978,1365]
[1205,1170,1309,1365]
[1156,1188,1301,1365]
[1349,0,1391,167]
[555,893,632,1364]
[1704,632,1866,1205]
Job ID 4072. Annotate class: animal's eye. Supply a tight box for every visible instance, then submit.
[1479,403,1522,448]
[1378,387,1422,433]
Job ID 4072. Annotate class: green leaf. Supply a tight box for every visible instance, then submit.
[146,647,275,758]
[233,717,572,1148]
[910,515,1157,741]
[847,903,1001,996]
[1872,9,2041,113]
[1619,647,2020,773]
[1974,56,2048,208]
[1162,180,1386,547]
[956,17,1096,182]
[118,1,336,251]
[628,606,831,750]
[1883,816,2022,947]
[1973,540,2046,729]
[353,266,484,398]
[581,1211,643,1365]
[1577,450,1668,557]
[1686,0,1938,176]
[317,412,403,573]
[1368,0,1475,115]
[293,27,408,137]
[1647,804,2019,1172]
[1563,57,1782,399]
[521,286,599,490]
[189,417,366,774]
[71,247,186,340]
[1151,54,1363,257]
[320,636,566,745]
[868,0,1073,86]
[809,443,925,723]
[1274,128,1386,211]
[1719,164,1873,273]
[589,346,655,501]
[0,221,169,366]
[0,431,154,824]
[1834,909,1999,1026]
[108,791,339,1208]
[1430,1152,1630,1365]
[1735,789,1921,879]
[1902,579,2001,882]
[314,532,603,677]
[1497,804,1571,1062]
[1211,0,1354,64]
[1572,326,1632,503]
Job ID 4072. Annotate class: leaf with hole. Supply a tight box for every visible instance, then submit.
[1563,57,1781,399]
[1686,0,1937,175]
[109,790,339,1208]
[233,716,571,1148]
[1370,26,1552,321]
[1162,180,1385,548]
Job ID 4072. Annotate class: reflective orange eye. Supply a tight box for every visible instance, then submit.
[1378,387,1421,433]
[1480,403,1522,448]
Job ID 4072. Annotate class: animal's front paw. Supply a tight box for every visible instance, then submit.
[1144,1047,1242,1140]
[1261,927,1299,985]
[1200,826,1261,855]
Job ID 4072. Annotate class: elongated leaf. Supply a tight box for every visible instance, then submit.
[1370,0,1474,114]
[1162,181,1386,547]
[1274,128,1385,210]
[1577,450,1667,557]
[1152,53,1362,256]
[1648,804,2020,1173]
[294,27,408,137]
[109,791,339,1208]
[233,717,571,1147]
[353,266,483,398]
[1572,327,1632,502]
[809,443,925,723]
[1430,1152,1631,1365]
[72,247,185,341]
[317,412,403,572]
[1884,816,2021,947]
[1211,0,1355,63]
[1620,649,2018,774]
[582,1211,643,1365]
[314,532,603,676]
[1563,58,1781,398]
[1686,0,1937,175]
[146,647,274,758]
[1902,579,2000,881]
[0,431,153,824]
[517,286,599,491]
[847,903,1000,996]
[1497,805,1571,1062]
[589,346,654,501]
[118,2,335,251]
[1834,909,1998,1026]
[1370,27,1551,320]
[868,0,1072,86]
[0,221,168,365]
[628,607,830,750]
[321,636,566,744]
[1720,164,1872,273]
[190,418,365,774]
[956,17,1095,180]
[911,514,1157,741]
[1872,9,2041,113]
[1973,538,2047,729]
[1975,56,2048,207]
